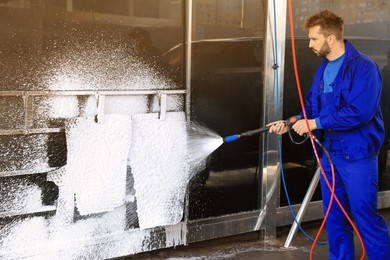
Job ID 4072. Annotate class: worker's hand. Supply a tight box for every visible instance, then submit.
[291,119,317,136]
[267,120,288,135]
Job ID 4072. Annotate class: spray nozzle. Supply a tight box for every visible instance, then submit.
[223,126,270,143]
[223,134,240,143]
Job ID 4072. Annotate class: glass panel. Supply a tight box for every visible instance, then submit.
[282,1,390,206]
[185,0,266,219]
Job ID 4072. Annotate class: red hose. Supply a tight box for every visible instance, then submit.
[286,1,366,259]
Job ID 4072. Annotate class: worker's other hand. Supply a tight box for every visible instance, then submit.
[291,119,317,136]
[267,120,288,135]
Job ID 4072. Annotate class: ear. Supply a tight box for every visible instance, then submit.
[327,34,337,45]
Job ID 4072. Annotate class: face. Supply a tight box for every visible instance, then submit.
[308,25,331,58]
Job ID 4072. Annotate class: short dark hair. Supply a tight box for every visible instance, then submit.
[304,10,344,40]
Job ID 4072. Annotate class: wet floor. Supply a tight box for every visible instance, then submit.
[119,208,390,260]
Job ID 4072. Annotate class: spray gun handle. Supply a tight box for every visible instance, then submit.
[286,115,311,140]
[285,115,302,127]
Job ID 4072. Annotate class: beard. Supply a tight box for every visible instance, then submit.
[311,41,331,58]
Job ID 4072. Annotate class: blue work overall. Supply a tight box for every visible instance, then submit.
[319,90,390,260]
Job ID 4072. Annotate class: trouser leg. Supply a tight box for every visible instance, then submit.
[320,156,355,260]
[337,156,390,260]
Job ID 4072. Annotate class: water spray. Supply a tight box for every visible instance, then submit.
[223,115,302,143]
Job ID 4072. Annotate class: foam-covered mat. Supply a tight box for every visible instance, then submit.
[129,112,188,229]
[66,114,132,215]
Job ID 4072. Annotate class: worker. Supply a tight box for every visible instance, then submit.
[268,10,390,259]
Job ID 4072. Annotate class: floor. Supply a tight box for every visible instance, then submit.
[120,208,390,260]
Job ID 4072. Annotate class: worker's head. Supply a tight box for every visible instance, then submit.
[304,10,344,58]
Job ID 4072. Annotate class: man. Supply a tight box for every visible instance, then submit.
[269,10,390,259]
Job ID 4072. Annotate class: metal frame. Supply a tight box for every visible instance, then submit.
[0,89,185,136]
[261,0,288,239]
[183,0,193,246]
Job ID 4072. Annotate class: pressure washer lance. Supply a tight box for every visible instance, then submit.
[223,115,302,143]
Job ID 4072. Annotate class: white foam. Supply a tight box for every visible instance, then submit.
[0,217,49,259]
[82,95,98,117]
[150,94,184,112]
[0,208,144,259]
[0,134,50,171]
[45,96,79,119]
[129,112,189,229]
[43,43,179,91]
[0,179,43,212]
[104,96,149,114]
